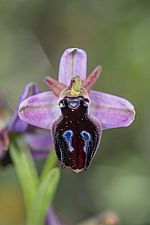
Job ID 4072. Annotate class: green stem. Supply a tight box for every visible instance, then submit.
[40,149,57,181]
[30,168,60,225]
[10,141,39,214]
[10,139,60,225]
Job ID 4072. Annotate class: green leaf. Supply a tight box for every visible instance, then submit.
[10,140,39,211]
[31,168,60,225]
[40,149,57,181]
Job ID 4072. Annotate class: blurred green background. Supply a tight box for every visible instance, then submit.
[0,0,149,224]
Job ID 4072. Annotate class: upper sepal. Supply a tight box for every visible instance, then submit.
[58,48,87,86]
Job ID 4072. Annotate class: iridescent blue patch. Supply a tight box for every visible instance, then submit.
[80,131,91,153]
[67,98,80,109]
[62,130,74,152]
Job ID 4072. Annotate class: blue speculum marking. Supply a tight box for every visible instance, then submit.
[62,130,74,152]
[67,99,80,109]
[80,131,91,153]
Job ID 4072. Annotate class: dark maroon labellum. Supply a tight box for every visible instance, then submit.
[52,96,101,173]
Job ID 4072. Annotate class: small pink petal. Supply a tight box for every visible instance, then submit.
[18,92,60,129]
[89,91,135,130]
[43,76,66,97]
[58,48,87,86]
[83,65,102,92]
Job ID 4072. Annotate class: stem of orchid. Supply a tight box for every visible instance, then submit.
[10,139,39,224]
[29,168,60,225]
[40,149,57,181]
[10,141,60,225]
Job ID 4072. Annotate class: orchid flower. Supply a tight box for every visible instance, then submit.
[0,83,53,165]
[18,48,135,172]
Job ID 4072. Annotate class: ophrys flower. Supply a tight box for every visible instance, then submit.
[0,83,53,166]
[18,48,135,173]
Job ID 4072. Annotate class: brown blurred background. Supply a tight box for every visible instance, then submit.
[0,0,149,224]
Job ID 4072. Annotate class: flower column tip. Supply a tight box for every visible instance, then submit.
[58,48,87,86]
